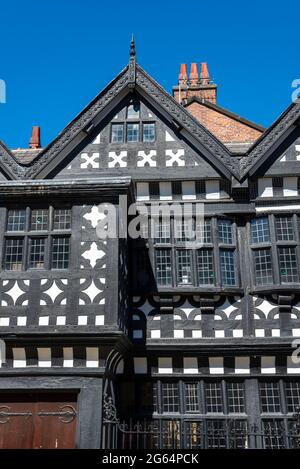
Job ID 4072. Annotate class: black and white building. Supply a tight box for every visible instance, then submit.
[0,41,300,449]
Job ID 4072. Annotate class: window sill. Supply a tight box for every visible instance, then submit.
[250,284,300,294]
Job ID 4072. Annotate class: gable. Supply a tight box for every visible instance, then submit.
[240,102,300,178]
[262,130,300,176]
[185,100,263,144]
[0,142,25,180]
[21,60,238,180]
[53,93,225,180]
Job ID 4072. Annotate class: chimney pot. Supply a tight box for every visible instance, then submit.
[200,62,210,85]
[189,63,199,85]
[29,126,41,149]
[178,63,188,84]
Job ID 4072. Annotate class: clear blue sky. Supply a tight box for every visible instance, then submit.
[0,0,299,149]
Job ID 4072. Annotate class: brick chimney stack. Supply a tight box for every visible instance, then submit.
[173,62,217,105]
[29,126,41,149]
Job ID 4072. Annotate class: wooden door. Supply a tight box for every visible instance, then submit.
[0,392,77,449]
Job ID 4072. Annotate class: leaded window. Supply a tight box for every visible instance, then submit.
[150,217,237,288]
[143,123,155,142]
[185,383,200,413]
[260,382,281,413]
[220,249,236,286]
[52,237,70,269]
[29,238,45,269]
[111,123,124,143]
[278,247,299,283]
[197,249,214,285]
[30,209,49,231]
[4,238,24,271]
[3,207,71,271]
[205,383,223,413]
[251,217,270,244]
[250,214,300,286]
[227,382,245,413]
[218,219,233,245]
[196,219,212,244]
[127,102,140,119]
[276,216,294,241]
[285,382,300,413]
[162,383,180,413]
[154,219,170,244]
[155,249,172,286]
[7,209,26,232]
[53,209,71,230]
[177,249,192,284]
[127,123,139,142]
[254,249,273,285]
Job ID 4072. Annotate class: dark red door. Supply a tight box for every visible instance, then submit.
[0,392,77,449]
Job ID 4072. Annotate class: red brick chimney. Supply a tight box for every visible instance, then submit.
[173,62,217,105]
[29,126,41,149]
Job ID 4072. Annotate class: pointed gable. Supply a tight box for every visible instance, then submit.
[21,55,238,180]
[0,142,25,180]
[53,92,225,180]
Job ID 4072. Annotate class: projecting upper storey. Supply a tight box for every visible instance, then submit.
[0,40,299,186]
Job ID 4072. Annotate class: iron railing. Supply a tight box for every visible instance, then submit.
[102,418,300,449]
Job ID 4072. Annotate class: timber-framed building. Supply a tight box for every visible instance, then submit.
[0,40,300,449]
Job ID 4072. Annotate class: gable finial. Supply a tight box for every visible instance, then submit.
[128,33,136,88]
[130,33,136,58]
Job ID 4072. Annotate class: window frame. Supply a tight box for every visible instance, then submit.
[249,214,300,288]
[3,206,72,271]
[148,216,238,289]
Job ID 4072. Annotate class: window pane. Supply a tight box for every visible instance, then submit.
[251,217,270,244]
[177,249,192,284]
[111,124,124,143]
[53,209,71,230]
[30,209,48,231]
[254,248,273,285]
[227,382,245,413]
[155,250,172,286]
[162,383,180,413]
[260,382,281,413]
[285,382,300,413]
[143,123,155,142]
[205,420,226,448]
[218,220,233,244]
[262,420,285,449]
[220,249,236,286]
[275,216,294,241]
[52,237,70,269]
[278,247,299,283]
[196,219,212,244]
[7,209,26,231]
[127,123,139,142]
[4,238,23,270]
[175,219,195,242]
[127,102,140,119]
[29,238,45,269]
[185,383,200,413]
[205,383,223,413]
[154,219,170,244]
[197,249,214,285]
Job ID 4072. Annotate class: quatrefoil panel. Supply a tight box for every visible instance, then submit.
[82,205,108,230]
[79,278,105,305]
[40,279,68,305]
[81,241,106,269]
[1,280,29,306]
